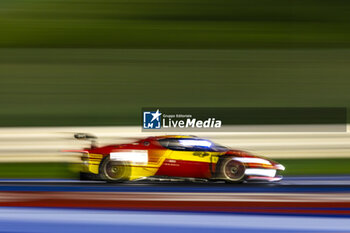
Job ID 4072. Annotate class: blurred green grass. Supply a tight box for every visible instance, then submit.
[276,158,350,176]
[0,163,76,179]
[1,0,350,48]
[1,1,350,126]
[1,49,350,126]
[0,159,348,178]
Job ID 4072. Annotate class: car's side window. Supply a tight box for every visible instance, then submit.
[158,138,216,152]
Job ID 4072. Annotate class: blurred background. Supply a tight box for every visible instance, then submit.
[1,2,350,232]
[0,0,350,178]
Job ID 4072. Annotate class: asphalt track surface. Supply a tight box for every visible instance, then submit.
[0,176,350,233]
[1,176,350,192]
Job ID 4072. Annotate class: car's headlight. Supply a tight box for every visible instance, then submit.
[275,164,285,171]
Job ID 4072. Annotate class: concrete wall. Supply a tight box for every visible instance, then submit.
[0,126,349,162]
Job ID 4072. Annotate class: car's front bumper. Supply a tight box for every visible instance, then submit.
[244,163,285,182]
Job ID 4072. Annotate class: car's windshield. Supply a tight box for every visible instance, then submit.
[158,138,228,152]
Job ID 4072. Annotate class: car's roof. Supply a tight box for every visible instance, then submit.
[145,135,199,140]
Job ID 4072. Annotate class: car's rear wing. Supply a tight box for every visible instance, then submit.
[74,133,97,140]
[73,133,98,148]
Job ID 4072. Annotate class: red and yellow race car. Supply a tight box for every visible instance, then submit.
[69,134,284,183]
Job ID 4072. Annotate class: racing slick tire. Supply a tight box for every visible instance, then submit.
[218,157,246,183]
[99,156,131,183]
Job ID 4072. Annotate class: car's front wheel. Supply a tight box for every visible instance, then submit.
[99,156,131,182]
[218,158,246,183]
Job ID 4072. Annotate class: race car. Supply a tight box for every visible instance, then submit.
[68,134,285,183]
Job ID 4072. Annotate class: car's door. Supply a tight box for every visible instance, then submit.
[156,138,224,178]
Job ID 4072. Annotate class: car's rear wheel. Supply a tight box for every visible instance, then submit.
[99,156,130,182]
[219,158,246,183]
